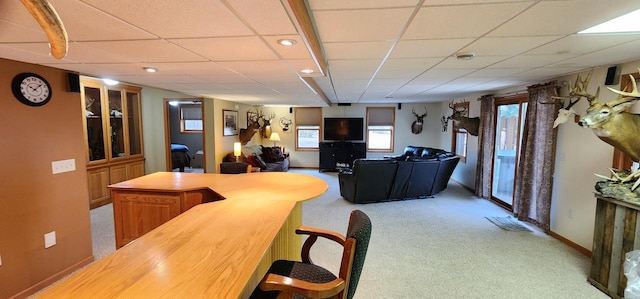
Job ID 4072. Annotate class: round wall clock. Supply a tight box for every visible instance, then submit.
[11,72,52,106]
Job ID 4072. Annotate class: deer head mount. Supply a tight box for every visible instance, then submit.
[238,109,263,145]
[549,73,594,128]
[447,100,480,136]
[279,117,293,132]
[573,69,640,162]
[411,106,428,134]
[260,111,276,138]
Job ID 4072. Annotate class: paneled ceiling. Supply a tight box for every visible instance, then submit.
[1,0,640,106]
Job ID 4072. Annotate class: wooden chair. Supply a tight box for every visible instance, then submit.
[219,162,251,174]
[250,210,372,299]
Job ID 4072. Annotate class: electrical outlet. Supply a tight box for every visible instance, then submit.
[44,231,56,248]
[568,209,574,219]
[51,159,76,174]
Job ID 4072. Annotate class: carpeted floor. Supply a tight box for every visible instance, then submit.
[34,169,607,299]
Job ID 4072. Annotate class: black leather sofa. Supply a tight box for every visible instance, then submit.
[338,146,459,203]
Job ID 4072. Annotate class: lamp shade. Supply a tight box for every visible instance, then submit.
[269,133,281,142]
[233,142,241,157]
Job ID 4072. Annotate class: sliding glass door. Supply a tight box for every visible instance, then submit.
[491,98,527,208]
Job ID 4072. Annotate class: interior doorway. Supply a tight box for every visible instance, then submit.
[164,98,206,173]
[491,95,527,208]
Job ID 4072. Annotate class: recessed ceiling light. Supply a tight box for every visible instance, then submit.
[102,78,119,86]
[277,39,297,46]
[579,9,640,34]
[300,69,314,74]
[455,52,476,60]
[144,67,157,73]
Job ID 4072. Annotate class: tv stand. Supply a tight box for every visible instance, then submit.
[319,141,366,172]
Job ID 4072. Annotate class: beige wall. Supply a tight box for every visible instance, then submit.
[439,59,640,250]
[0,59,92,298]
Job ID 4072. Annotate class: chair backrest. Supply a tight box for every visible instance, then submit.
[340,210,372,299]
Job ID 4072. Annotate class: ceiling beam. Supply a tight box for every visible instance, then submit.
[283,0,327,77]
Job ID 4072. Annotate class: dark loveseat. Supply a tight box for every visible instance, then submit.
[338,146,459,203]
[223,145,289,172]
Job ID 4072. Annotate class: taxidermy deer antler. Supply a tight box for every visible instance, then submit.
[21,0,68,59]
[550,74,593,128]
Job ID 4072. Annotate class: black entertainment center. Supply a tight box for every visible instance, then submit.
[319,141,366,172]
[319,117,366,172]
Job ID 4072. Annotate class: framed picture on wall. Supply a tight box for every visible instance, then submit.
[223,109,238,136]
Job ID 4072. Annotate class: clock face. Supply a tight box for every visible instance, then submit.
[11,72,52,106]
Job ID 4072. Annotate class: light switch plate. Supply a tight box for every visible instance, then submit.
[44,231,56,248]
[52,159,75,174]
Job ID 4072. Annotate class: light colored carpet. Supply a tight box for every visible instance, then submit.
[485,216,533,232]
[34,169,607,299]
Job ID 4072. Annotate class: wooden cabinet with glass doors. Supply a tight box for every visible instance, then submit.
[81,78,145,209]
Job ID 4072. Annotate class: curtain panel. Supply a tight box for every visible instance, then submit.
[475,94,496,199]
[513,81,560,231]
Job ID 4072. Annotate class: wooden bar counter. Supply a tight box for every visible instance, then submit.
[37,172,328,299]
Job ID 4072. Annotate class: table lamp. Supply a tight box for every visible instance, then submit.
[233,142,241,161]
[269,132,280,147]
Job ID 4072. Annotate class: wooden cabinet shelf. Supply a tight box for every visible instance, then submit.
[81,77,145,209]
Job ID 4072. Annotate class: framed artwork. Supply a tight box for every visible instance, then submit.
[223,109,238,136]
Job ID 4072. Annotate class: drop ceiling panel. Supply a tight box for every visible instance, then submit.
[460,36,562,57]
[263,35,314,60]
[313,8,415,42]
[0,20,46,42]
[488,1,640,37]
[390,39,475,58]
[226,0,297,35]
[53,1,156,41]
[216,60,293,76]
[127,62,236,76]
[526,34,640,56]
[308,0,420,10]
[433,56,510,69]
[323,41,393,59]
[171,36,277,61]
[82,0,253,38]
[83,40,207,63]
[404,3,531,39]
[489,54,578,69]
[377,58,441,79]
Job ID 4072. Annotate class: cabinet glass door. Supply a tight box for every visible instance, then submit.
[108,89,125,158]
[126,91,142,156]
[84,86,106,162]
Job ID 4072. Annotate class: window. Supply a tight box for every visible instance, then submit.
[451,101,469,162]
[180,104,202,133]
[366,107,394,152]
[295,107,322,150]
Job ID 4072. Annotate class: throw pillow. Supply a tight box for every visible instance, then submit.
[252,153,268,170]
[261,146,283,163]
[246,154,260,168]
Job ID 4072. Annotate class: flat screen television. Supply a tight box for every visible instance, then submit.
[323,117,364,141]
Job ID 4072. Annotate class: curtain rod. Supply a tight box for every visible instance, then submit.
[489,81,567,99]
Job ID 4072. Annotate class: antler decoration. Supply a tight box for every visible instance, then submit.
[21,0,68,59]
[549,73,602,127]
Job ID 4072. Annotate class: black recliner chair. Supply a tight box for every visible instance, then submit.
[338,159,398,203]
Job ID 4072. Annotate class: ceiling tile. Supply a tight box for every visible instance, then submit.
[488,1,640,37]
[323,41,393,59]
[313,7,415,42]
[81,0,253,38]
[391,39,475,58]
[404,2,531,39]
[83,40,207,63]
[225,0,297,35]
[171,36,277,61]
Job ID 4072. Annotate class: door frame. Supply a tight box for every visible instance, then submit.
[490,94,527,210]
[163,98,207,173]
